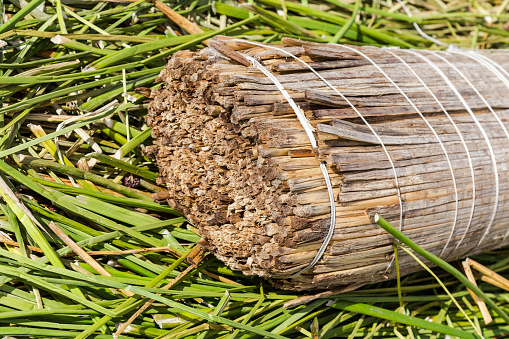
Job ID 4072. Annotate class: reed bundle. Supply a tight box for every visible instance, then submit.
[144,36,509,290]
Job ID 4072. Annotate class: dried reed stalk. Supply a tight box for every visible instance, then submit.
[143,36,509,290]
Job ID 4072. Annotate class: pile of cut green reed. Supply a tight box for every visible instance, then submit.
[0,0,509,337]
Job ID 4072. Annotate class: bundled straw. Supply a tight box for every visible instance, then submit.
[145,36,509,290]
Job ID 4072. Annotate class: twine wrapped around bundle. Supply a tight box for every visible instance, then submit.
[143,36,509,290]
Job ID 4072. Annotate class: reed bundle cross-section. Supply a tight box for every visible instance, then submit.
[144,36,509,290]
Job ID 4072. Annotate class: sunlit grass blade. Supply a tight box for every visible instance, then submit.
[375,214,509,325]
[331,300,478,338]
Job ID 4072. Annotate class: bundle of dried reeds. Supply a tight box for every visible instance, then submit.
[143,36,509,290]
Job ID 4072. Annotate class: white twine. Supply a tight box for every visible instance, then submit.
[240,54,336,278]
[395,0,448,47]
[218,39,404,277]
[429,51,501,249]
[461,51,509,91]
[243,57,317,148]
[470,52,509,81]
[395,0,506,251]
[451,51,509,242]
[336,46,458,239]
[402,50,476,254]
[380,49,459,258]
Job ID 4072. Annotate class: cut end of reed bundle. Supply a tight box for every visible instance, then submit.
[144,36,509,290]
